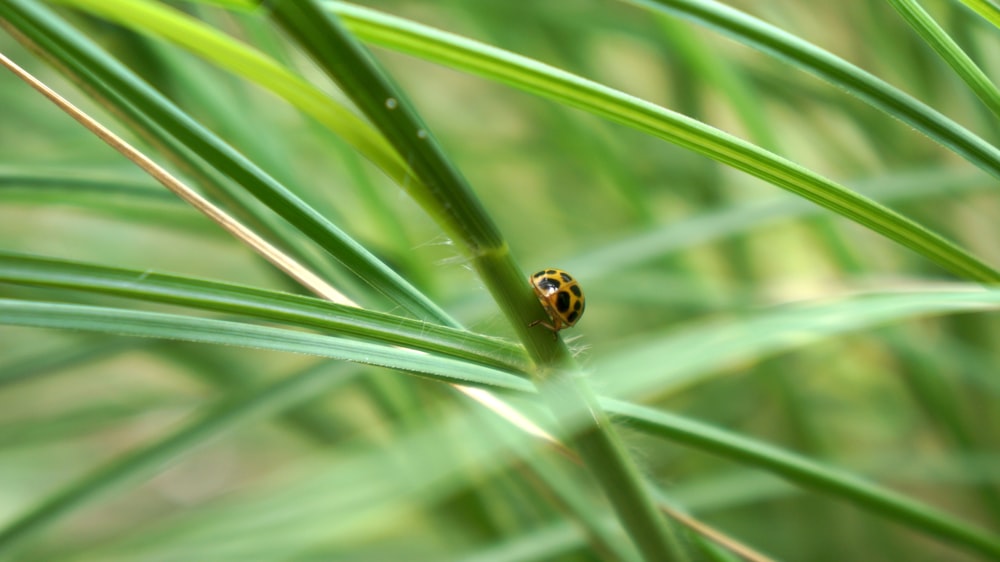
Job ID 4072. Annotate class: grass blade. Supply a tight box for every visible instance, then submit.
[266,2,693,559]
[597,287,1000,400]
[625,0,1000,180]
[0,360,364,556]
[956,0,1000,28]
[48,0,408,184]
[603,399,1000,559]
[326,1,1000,283]
[0,251,528,372]
[0,299,531,393]
[886,0,1000,120]
[0,0,453,323]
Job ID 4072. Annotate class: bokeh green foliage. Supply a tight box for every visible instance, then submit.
[1,0,999,560]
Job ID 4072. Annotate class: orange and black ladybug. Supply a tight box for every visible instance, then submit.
[528,269,585,333]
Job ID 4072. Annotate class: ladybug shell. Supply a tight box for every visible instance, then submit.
[529,269,585,331]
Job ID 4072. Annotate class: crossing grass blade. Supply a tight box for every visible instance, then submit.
[595,287,1000,400]
[0,299,532,393]
[266,2,694,559]
[0,251,528,372]
[0,0,454,324]
[2,2,999,560]
[325,2,1000,283]
[955,0,1000,28]
[602,399,1000,560]
[623,0,1000,181]
[885,0,1000,121]
[2,291,998,558]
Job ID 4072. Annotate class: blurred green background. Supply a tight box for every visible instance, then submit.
[1,0,999,560]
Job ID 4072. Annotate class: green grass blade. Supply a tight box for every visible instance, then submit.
[0,360,364,557]
[0,300,532,393]
[597,288,1000,400]
[325,2,1000,283]
[191,0,256,10]
[886,0,1000,120]
[565,168,992,278]
[270,2,503,254]
[266,2,692,560]
[48,0,408,185]
[0,3,365,295]
[0,167,212,230]
[0,0,453,324]
[6,305,993,557]
[602,399,1000,559]
[653,13,780,151]
[37,402,580,562]
[625,0,1000,179]
[956,0,1000,28]
[3,292,999,557]
[0,252,528,372]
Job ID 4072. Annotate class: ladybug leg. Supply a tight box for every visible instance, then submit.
[528,319,551,330]
[528,319,560,339]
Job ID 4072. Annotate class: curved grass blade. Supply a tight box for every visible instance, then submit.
[596,288,1000,400]
[564,168,993,279]
[956,0,1000,28]
[324,2,1000,283]
[0,252,529,373]
[0,1,453,324]
[48,0,408,185]
[0,299,532,393]
[267,2,692,560]
[0,3,364,298]
[3,297,994,558]
[624,0,1000,180]
[886,0,1000,120]
[2,296,998,557]
[0,360,366,557]
[602,399,1000,560]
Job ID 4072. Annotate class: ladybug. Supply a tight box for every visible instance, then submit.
[528,269,585,334]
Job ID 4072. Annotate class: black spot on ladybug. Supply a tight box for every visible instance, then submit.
[574,300,582,311]
[546,269,558,275]
[566,311,579,323]
[570,285,581,297]
[539,277,560,291]
[533,271,545,278]
[556,291,571,312]
[560,272,572,282]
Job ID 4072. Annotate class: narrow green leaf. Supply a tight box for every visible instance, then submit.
[266,2,692,560]
[564,168,992,279]
[270,2,503,254]
[180,0,255,11]
[325,1,1000,283]
[603,399,1000,559]
[887,0,1000,120]
[49,0,408,184]
[0,299,532,393]
[0,252,529,373]
[0,0,454,324]
[956,0,1000,28]
[0,360,365,556]
[625,0,1000,181]
[597,288,1000,400]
